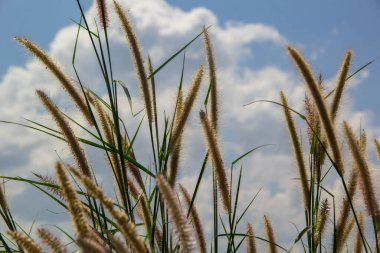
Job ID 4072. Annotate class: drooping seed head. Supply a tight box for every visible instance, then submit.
[15,37,93,125]
[113,1,153,124]
[156,174,195,253]
[37,90,92,178]
[200,110,231,213]
[288,46,344,175]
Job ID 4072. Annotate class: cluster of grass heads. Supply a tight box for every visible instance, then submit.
[0,0,379,252]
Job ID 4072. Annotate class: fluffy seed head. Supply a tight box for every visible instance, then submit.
[330,50,352,121]
[96,0,109,28]
[200,110,231,212]
[288,46,344,175]
[37,228,67,253]
[203,27,218,131]
[7,230,44,253]
[281,91,309,210]
[77,237,109,253]
[264,215,278,253]
[55,163,92,238]
[37,90,92,178]
[169,66,204,153]
[0,183,8,211]
[156,174,195,253]
[179,184,207,253]
[113,1,153,123]
[344,121,379,219]
[246,223,257,253]
[15,37,93,125]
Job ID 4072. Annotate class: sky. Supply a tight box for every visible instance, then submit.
[1,0,380,252]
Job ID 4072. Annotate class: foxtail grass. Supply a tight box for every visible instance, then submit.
[246,223,256,253]
[37,90,92,178]
[7,231,44,253]
[330,50,352,121]
[37,228,67,253]
[55,162,93,238]
[204,27,218,131]
[15,37,93,125]
[113,0,153,124]
[156,174,195,253]
[179,184,207,253]
[288,46,345,176]
[200,110,231,213]
[280,91,309,210]
[264,215,277,253]
[169,66,204,153]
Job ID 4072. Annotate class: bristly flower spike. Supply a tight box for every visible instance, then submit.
[287,46,345,175]
[15,37,93,125]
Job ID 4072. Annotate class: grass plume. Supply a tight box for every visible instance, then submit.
[15,37,93,125]
[113,0,153,123]
[169,66,204,153]
[330,50,352,120]
[264,215,277,253]
[37,228,67,253]
[288,46,345,175]
[204,27,218,131]
[344,121,379,218]
[156,174,195,253]
[7,231,44,253]
[246,223,256,253]
[280,91,309,210]
[37,90,92,178]
[179,184,207,253]
[200,110,231,213]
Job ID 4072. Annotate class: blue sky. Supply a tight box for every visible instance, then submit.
[2,0,380,119]
[1,0,380,251]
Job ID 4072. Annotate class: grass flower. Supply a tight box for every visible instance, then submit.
[113,0,153,124]
[179,184,207,253]
[7,231,44,253]
[15,37,93,125]
[203,27,218,131]
[156,174,195,253]
[246,223,256,253]
[169,66,204,153]
[264,215,277,253]
[200,110,231,213]
[288,46,345,175]
[37,90,92,178]
[37,228,67,253]
[280,91,309,210]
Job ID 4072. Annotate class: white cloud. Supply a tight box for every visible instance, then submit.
[0,0,379,251]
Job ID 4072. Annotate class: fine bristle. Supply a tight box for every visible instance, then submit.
[280,91,309,211]
[156,174,195,253]
[169,66,204,153]
[287,46,345,175]
[264,215,277,253]
[344,122,379,219]
[37,90,92,178]
[203,27,218,131]
[179,184,207,253]
[113,1,153,124]
[246,223,256,253]
[37,228,68,253]
[7,230,45,253]
[55,163,93,238]
[70,168,147,253]
[330,50,352,121]
[313,199,329,251]
[15,37,93,125]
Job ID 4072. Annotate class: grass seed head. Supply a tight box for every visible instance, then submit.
[15,37,93,125]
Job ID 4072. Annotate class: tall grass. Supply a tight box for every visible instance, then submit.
[0,1,379,252]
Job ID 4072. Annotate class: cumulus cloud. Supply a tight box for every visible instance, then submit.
[0,0,378,251]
